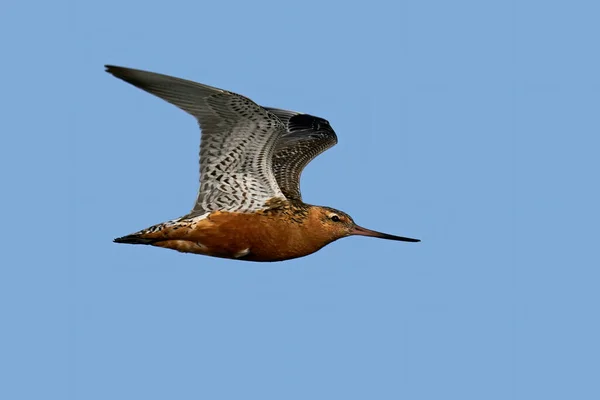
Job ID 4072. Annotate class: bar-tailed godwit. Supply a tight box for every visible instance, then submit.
[107,66,419,262]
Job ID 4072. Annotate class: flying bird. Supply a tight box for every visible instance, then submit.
[106,65,419,262]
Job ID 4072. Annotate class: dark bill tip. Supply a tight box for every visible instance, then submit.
[350,225,420,242]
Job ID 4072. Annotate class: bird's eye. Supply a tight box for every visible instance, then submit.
[330,214,341,222]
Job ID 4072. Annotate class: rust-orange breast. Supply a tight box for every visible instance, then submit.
[148,208,334,262]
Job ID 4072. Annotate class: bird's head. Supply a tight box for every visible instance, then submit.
[311,206,420,244]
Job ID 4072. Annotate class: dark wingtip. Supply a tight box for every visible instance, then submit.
[105,65,129,78]
[104,64,117,73]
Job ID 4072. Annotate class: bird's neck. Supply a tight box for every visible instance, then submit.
[259,201,335,257]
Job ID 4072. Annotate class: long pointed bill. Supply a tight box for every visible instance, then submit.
[350,225,420,242]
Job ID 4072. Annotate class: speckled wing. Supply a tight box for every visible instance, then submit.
[105,66,286,214]
[264,107,338,201]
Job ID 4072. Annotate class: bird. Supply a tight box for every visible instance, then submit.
[106,65,419,262]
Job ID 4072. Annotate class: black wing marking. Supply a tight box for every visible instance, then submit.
[265,107,338,201]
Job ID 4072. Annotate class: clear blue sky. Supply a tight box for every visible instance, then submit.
[2,0,599,399]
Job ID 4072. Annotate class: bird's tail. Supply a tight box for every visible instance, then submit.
[113,234,159,245]
[113,218,206,255]
[113,222,172,245]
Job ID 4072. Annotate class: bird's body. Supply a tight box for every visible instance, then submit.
[106,65,419,262]
[116,201,339,262]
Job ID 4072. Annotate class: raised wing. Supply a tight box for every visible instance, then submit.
[265,107,338,201]
[106,66,286,214]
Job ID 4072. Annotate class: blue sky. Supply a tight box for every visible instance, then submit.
[2,0,599,399]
